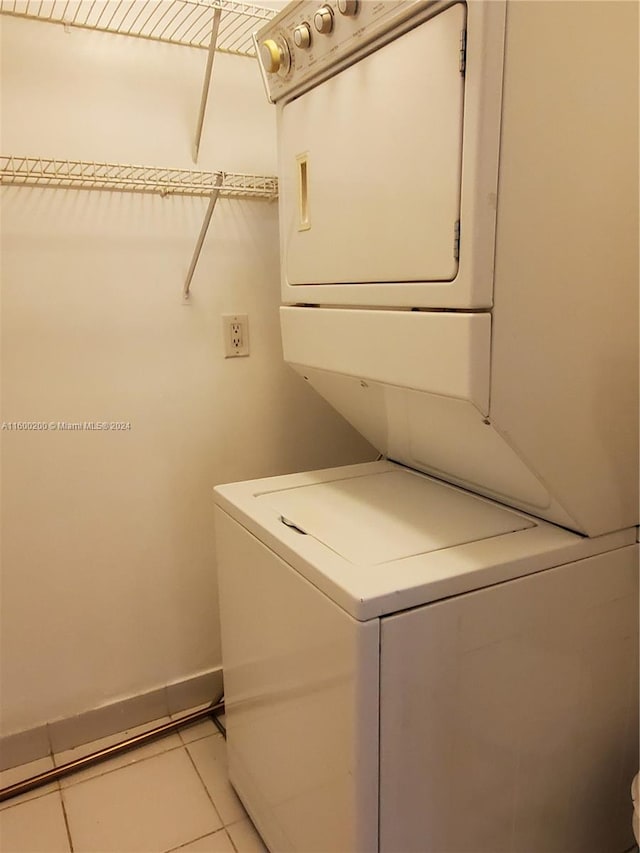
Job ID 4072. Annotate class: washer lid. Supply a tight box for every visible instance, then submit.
[256,469,533,565]
[215,461,633,620]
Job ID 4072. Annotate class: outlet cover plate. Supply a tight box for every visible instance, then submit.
[223,314,249,358]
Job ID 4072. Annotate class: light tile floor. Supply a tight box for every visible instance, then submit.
[0,708,267,853]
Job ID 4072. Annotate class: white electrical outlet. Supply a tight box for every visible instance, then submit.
[222,314,249,358]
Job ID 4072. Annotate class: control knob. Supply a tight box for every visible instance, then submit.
[338,0,358,14]
[314,5,334,34]
[293,23,311,49]
[260,37,292,75]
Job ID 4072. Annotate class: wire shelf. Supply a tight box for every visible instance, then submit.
[0,0,276,56]
[0,155,279,199]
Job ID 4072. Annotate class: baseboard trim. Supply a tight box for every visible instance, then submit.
[0,668,223,772]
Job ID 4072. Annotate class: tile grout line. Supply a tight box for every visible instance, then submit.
[183,740,225,827]
[1,736,254,853]
[2,716,223,804]
[183,736,249,830]
[50,727,192,791]
[163,826,234,853]
[0,760,61,814]
[180,737,267,849]
[59,788,75,853]
[175,722,224,749]
[226,818,268,853]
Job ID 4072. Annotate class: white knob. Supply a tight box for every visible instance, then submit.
[261,39,282,72]
[260,38,291,75]
[338,0,358,15]
[294,23,311,49]
[314,5,334,34]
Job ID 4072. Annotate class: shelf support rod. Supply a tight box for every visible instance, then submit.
[193,6,222,163]
[183,175,224,301]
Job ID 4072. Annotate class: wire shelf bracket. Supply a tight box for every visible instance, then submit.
[1,155,279,297]
[183,175,223,301]
[0,1,277,163]
[193,6,222,163]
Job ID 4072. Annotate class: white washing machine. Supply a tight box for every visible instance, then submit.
[215,1,639,851]
[216,462,638,852]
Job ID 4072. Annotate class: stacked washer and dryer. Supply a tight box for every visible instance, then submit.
[214,2,639,851]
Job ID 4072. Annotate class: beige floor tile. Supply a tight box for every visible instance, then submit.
[0,756,59,812]
[180,719,221,744]
[171,705,221,745]
[168,827,235,852]
[62,747,222,853]
[187,736,246,825]
[54,716,182,788]
[226,818,268,853]
[0,791,70,852]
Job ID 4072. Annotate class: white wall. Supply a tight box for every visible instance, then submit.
[0,14,374,736]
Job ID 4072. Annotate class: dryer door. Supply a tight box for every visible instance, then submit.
[280,3,465,291]
[277,0,507,309]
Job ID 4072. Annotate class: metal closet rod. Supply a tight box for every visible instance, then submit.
[0,698,225,805]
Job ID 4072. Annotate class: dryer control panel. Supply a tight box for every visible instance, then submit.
[255,0,448,102]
